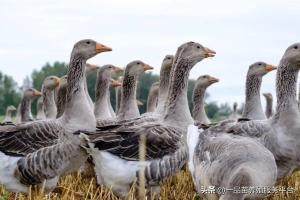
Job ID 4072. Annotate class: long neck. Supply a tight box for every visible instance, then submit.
[265,97,273,118]
[118,73,140,120]
[94,75,111,119]
[242,74,265,120]
[147,89,158,112]
[84,75,94,110]
[42,87,57,119]
[62,55,95,130]
[115,87,121,114]
[192,86,210,124]
[164,58,194,127]
[56,86,67,118]
[36,100,46,120]
[20,96,32,122]
[155,67,170,114]
[107,91,116,117]
[273,61,300,124]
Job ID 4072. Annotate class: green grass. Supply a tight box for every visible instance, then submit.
[0,116,4,122]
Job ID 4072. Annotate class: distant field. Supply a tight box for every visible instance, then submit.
[0,116,4,122]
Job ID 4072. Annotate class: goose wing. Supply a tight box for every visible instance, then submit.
[86,122,183,161]
[0,120,61,157]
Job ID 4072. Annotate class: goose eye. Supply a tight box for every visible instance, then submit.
[86,41,91,44]
[137,62,140,65]
[167,57,171,60]
[258,63,262,66]
[197,46,200,49]
[294,46,298,49]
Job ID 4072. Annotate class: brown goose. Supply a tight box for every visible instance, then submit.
[0,39,112,193]
[241,62,277,120]
[146,82,159,112]
[263,92,273,118]
[188,43,300,200]
[192,75,219,124]
[80,41,215,198]
[42,76,60,119]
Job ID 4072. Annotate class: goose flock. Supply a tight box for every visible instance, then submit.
[0,39,299,200]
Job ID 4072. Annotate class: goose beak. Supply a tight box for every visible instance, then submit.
[136,100,144,106]
[143,63,154,71]
[86,63,99,71]
[55,77,61,87]
[96,42,112,53]
[208,76,219,84]
[111,79,122,87]
[204,47,216,58]
[113,66,124,73]
[265,64,277,72]
[33,90,42,97]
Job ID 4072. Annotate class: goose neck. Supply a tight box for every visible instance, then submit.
[42,86,57,119]
[192,86,210,123]
[20,96,32,122]
[94,76,111,119]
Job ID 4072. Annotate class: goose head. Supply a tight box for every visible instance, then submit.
[125,60,154,76]
[99,64,124,80]
[282,43,300,68]
[162,55,174,71]
[86,63,100,74]
[263,92,273,101]
[248,62,277,77]
[7,105,17,112]
[196,75,219,88]
[59,75,68,88]
[71,39,112,60]
[24,88,42,98]
[43,76,60,90]
[175,41,216,67]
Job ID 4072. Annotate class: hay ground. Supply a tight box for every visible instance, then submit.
[0,169,299,200]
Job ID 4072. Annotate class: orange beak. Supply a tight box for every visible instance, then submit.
[204,47,216,58]
[86,63,99,71]
[265,64,277,72]
[143,63,154,71]
[33,90,42,97]
[208,76,219,84]
[55,77,61,87]
[96,42,112,53]
[113,66,124,73]
[110,79,122,87]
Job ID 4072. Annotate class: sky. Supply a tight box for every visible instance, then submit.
[0,0,299,107]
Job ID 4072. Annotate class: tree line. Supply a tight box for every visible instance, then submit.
[0,62,235,120]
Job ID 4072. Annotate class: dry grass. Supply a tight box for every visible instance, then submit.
[0,169,299,200]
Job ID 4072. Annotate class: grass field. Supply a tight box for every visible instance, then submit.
[0,169,299,200]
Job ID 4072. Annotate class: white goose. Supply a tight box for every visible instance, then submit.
[80,41,216,198]
[0,39,112,193]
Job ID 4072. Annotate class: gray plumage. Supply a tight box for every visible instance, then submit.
[36,97,46,120]
[42,76,60,119]
[55,75,67,118]
[146,82,159,112]
[2,105,16,123]
[263,93,273,118]
[20,88,42,122]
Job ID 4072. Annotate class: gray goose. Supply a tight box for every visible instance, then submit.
[36,97,46,120]
[263,92,273,118]
[192,75,219,124]
[241,62,277,120]
[20,88,42,123]
[228,102,241,120]
[85,63,98,110]
[42,76,60,119]
[188,43,300,200]
[0,39,112,193]
[94,64,122,120]
[80,41,215,198]
[115,76,123,114]
[146,82,159,112]
[96,61,153,126]
[55,75,68,118]
[2,106,17,123]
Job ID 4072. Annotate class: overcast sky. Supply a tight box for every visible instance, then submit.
[0,0,299,107]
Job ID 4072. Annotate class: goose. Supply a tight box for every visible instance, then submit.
[115,76,123,114]
[192,75,219,124]
[136,99,144,107]
[0,39,112,193]
[36,97,46,120]
[187,43,300,200]
[94,64,123,120]
[263,92,273,118]
[96,60,153,126]
[56,75,68,118]
[2,106,17,123]
[108,78,123,117]
[42,76,60,119]
[241,62,277,120]
[85,63,99,110]
[146,82,159,112]
[20,88,42,123]
[228,102,241,120]
[79,41,216,198]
